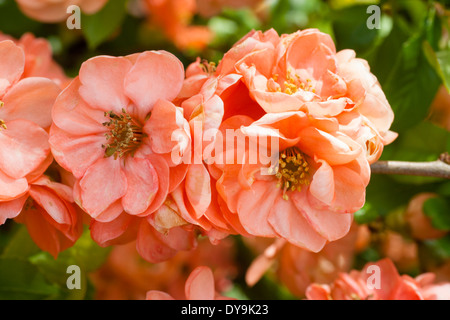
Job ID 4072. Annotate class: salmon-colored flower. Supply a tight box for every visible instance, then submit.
[12,175,83,257]
[16,0,108,23]
[89,210,197,263]
[91,238,237,300]
[306,258,450,300]
[50,51,191,223]
[215,28,397,163]
[245,223,367,297]
[211,111,370,252]
[405,193,448,240]
[146,266,235,300]
[141,0,212,51]
[0,40,60,221]
[0,33,70,89]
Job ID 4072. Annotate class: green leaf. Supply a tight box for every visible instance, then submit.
[0,258,59,299]
[82,0,127,49]
[423,197,450,231]
[1,224,40,259]
[28,228,110,300]
[436,49,450,93]
[354,202,380,224]
[331,5,380,54]
[384,35,441,133]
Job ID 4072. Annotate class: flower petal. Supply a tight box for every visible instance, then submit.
[0,119,50,179]
[124,51,184,121]
[79,157,127,218]
[79,56,132,113]
[1,77,60,129]
[268,194,327,252]
[185,266,215,300]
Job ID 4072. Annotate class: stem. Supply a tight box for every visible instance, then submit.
[371,157,450,179]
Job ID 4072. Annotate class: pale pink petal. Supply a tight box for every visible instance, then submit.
[146,291,175,300]
[124,51,184,121]
[136,219,178,263]
[292,191,353,242]
[1,77,60,129]
[0,119,50,179]
[0,195,27,224]
[122,157,158,216]
[144,99,190,155]
[236,181,280,237]
[185,266,215,300]
[0,40,24,94]
[79,56,132,113]
[52,78,107,136]
[79,157,127,218]
[185,163,211,219]
[268,195,327,252]
[49,124,105,179]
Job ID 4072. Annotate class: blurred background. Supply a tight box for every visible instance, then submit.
[0,0,449,300]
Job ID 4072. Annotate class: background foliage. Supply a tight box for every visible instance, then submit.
[0,0,449,299]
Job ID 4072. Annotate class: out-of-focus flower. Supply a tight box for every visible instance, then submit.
[13,175,83,257]
[195,0,265,18]
[90,237,237,300]
[0,39,60,224]
[405,192,447,241]
[147,265,235,300]
[245,223,369,297]
[141,0,212,51]
[15,0,108,23]
[429,84,450,132]
[306,258,450,300]
[0,33,70,89]
[381,231,418,273]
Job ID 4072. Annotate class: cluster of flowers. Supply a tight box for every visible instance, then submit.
[0,28,397,265]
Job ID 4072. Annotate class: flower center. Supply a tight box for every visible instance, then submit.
[269,70,315,95]
[269,147,310,200]
[102,108,146,159]
[0,119,6,131]
[200,59,217,75]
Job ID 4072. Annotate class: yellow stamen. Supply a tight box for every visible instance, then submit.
[269,147,311,200]
[102,108,146,159]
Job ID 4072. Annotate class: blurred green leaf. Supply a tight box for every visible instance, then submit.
[436,49,450,93]
[384,36,441,133]
[332,5,380,54]
[82,0,127,50]
[0,258,59,299]
[29,228,110,300]
[0,0,43,38]
[1,225,40,259]
[423,196,450,231]
[355,202,380,224]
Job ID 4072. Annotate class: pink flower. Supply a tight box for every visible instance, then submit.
[211,111,370,252]
[306,258,450,300]
[89,207,197,263]
[244,224,367,297]
[146,266,234,300]
[16,0,108,23]
[0,33,70,89]
[215,28,397,163]
[12,175,83,258]
[91,238,237,300]
[0,40,60,220]
[50,50,191,223]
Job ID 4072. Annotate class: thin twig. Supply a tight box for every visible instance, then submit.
[371,154,450,179]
